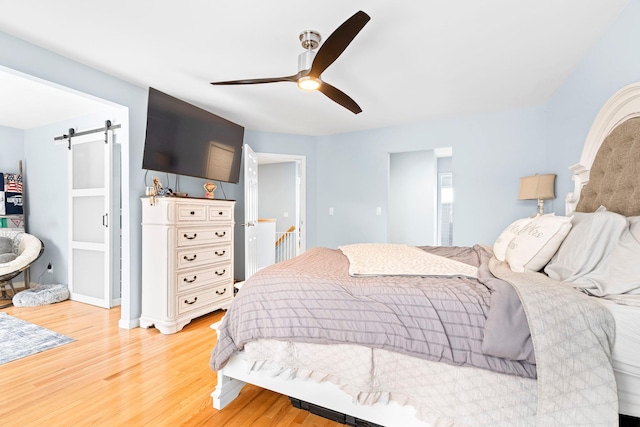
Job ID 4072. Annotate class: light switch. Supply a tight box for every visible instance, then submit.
[329,207,334,215]
[376,207,382,215]
[283,212,289,218]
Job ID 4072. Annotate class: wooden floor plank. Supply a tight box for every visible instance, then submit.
[0,301,343,426]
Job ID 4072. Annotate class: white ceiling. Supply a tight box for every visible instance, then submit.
[0,69,115,129]
[0,0,629,135]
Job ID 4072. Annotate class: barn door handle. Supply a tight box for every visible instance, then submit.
[103,213,108,228]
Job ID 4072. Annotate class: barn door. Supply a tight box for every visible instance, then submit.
[68,129,113,308]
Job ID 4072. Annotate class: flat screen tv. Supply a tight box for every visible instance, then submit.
[142,87,244,184]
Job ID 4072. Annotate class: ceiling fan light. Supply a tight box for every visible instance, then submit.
[297,76,321,91]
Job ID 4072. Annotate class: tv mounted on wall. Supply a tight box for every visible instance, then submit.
[142,87,244,184]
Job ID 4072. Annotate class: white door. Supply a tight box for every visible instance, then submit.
[244,144,259,280]
[68,130,113,308]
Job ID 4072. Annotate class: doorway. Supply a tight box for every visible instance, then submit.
[388,148,452,246]
[256,153,306,268]
[0,66,130,313]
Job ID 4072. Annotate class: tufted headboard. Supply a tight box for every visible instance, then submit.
[575,117,640,216]
[566,82,640,216]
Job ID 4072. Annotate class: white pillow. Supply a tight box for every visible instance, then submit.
[544,210,627,282]
[493,217,534,261]
[505,215,572,273]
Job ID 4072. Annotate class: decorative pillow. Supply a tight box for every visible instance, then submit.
[505,215,572,273]
[544,209,627,282]
[493,217,534,261]
[0,236,14,255]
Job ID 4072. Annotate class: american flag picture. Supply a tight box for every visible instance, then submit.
[5,174,22,193]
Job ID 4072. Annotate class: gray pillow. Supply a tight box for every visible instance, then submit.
[0,236,14,255]
[0,253,17,263]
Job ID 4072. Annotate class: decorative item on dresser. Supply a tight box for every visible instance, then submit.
[140,196,235,334]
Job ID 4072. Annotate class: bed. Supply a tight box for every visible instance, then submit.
[209,82,640,426]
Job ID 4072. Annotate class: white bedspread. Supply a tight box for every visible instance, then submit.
[489,258,617,425]
[339,243,478,278]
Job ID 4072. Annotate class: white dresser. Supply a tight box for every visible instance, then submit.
[140,197,235,334]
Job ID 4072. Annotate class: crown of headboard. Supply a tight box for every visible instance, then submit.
[566,82,640,215]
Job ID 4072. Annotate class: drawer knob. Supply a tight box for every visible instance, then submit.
[184,233,197,240]
[215,269,226,276]
[215,250,226,257]
[190,211,195,215]
[183,276,197,283]
[184,297,198,305]
[218,211,223,216]
[215,231,226,237]
[183,254,197,261]
[215,288,227,295]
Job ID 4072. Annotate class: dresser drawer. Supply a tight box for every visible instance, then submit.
[208,205,233,222]
[177,225,232,247]
[176,262,232,293]
[178,283,232,315]
[176,244,231,269]
[176,204,208,222]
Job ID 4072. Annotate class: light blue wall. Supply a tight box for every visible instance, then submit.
[316,107,549,248]
[546,0,640,206]
[0,126,24,171]
[389,150,437,245]
[258,162,297,234]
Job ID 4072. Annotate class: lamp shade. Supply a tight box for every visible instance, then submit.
[518,174,556,200]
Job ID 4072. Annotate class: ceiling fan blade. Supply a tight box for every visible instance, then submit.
[318,82,362,114]
[211,75,298,85]
[309,11,370,78]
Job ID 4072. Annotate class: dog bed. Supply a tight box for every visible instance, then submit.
[12,284,70,307]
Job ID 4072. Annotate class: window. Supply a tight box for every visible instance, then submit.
[438,172,453,246]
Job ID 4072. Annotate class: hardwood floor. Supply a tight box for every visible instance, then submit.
[0,301,343,427]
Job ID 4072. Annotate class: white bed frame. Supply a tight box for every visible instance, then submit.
[212,83,640,425]
[565,81,640,419]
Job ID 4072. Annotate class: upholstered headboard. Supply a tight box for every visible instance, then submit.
[575,117,640,215]
[566,82,640,216]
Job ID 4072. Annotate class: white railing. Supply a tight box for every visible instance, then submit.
[275,229,299,263]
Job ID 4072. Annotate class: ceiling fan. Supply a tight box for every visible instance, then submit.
[210,11,370,114]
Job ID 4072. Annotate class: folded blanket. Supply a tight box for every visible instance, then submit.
[339,243,478,278]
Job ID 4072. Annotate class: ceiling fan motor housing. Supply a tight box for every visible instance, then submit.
[298,50,316,73]
[298,31,321,72]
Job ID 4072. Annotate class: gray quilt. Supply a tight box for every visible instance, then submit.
[210,245,536,378]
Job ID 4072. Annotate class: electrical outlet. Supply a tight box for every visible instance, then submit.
[47,263,53,274]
